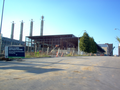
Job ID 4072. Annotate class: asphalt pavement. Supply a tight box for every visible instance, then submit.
[0,56,120,90]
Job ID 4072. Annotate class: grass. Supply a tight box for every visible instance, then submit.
[25,52,51,58]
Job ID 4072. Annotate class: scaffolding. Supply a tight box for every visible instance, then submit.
[25,34,105,55]
[25,34,78,54]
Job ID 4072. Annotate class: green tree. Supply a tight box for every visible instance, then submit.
[79,32,90,53]
[89,37,97,53]
[116,36,120,43]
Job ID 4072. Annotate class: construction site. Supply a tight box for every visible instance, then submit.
[25,16,105,56]
[1,16,105,56]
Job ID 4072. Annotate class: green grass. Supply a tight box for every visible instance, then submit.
[25,52,51,58]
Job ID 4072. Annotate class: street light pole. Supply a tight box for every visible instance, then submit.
[0,0,5,34]
[0,0,5,54]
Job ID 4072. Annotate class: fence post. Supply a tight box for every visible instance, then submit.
[58,48,60,57]
[35,43,36,52]
[42,48,43,53]
[47,47,49,55]
[73,48,75,56]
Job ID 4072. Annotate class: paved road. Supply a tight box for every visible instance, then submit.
[0,56,120,90]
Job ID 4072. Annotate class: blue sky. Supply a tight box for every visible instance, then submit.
[0,0,120,55]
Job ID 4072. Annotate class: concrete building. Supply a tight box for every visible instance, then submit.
[105,43,114,56]
[98,43,114,56]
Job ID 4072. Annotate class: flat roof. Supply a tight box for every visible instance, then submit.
[27,34,76,39]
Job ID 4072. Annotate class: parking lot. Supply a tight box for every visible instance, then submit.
[0,56,120,90]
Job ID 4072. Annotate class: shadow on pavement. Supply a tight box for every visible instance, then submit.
[0,66,63,74]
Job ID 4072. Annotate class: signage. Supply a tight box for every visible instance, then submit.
[5,46,25,58]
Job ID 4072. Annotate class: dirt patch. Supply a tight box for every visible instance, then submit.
[83,77,86,79]
[68,77,73,79]
[13,78,21,79]
[112,75,114,77]
[81,66,94,71]
[92,64,98,66]
[73,71,81,73]
[0,77,8,81]
[42,66,57,69]
[96,80,100,82]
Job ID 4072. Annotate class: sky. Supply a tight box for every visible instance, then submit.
[0,0,120,55]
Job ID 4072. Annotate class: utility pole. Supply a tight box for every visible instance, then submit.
[0,0,5,54]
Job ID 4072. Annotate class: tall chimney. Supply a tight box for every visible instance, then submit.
[30,19,33,36]
[40,16,44,36]
[11,21,14,39]
[19,20,24,41]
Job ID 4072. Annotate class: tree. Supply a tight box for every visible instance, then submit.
[79,32,90,53]
[89,37,97,53]
[116,36,120,43]
[79,32,97,54]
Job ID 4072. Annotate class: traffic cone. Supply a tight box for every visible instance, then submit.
[56,52,58,57]
[61,53,63,57]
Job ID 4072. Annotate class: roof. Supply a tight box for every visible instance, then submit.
[98,44,108,47]
[27,34,76,39]
[96,44,105,52]
[2,37,25,43]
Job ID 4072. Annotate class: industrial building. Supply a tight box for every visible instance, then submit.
[1,37,25,52]
[98,43,114,56]
[25,16,105,54]
[1,20,25,53]
[25,34,105,54]
[1,16,105,55]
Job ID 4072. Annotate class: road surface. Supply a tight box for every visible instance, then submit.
[0,56,120,90]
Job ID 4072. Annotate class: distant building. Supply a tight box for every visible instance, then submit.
[105,43,114,56]
[98,43,114,56]
[118,44,120,56]
[1,37,25,52]
[98,44,108,55]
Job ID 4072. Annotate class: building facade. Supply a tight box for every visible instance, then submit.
[118,44,120,56]
[25,34,105,54]
[98,43,114,56]
[1,37,25,53]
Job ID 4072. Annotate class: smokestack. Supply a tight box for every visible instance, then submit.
[11,21,14,39]
[19,20,24,41]
[30,19,33,36]
[40,16,44,36]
